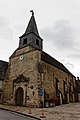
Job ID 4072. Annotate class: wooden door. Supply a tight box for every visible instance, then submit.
[15,87,24,106]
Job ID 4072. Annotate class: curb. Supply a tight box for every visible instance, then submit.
[0,107,41,120]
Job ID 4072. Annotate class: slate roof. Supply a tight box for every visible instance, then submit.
[0,60,8,80]
[20,12,41,39]
[41,51,74,76]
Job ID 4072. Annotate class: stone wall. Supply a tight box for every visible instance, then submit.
[3,46,76,107]
[3,46,41,107]
[40,59,76,104]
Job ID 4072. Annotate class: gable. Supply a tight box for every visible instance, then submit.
[13,74,30,83]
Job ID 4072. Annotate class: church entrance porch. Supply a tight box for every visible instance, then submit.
[13,74,30,106]
[15,87,24,106]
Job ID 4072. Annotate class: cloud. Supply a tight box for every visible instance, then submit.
[41,19,79,76]
[41,19,76,50]
[65,62,74,69]
[0,16,14,61]
[67,53,80,60]
[0,16,13,40]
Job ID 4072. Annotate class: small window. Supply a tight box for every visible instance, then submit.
[36,39,39,46]
[23,38,27,45]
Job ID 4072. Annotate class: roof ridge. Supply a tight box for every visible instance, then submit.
[41,51,74,76]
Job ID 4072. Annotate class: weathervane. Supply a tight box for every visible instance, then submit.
[30,10,34,16]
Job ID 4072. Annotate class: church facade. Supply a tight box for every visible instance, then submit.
[3,11,76,107]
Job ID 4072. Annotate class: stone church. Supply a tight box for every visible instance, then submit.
[2,11,76,107]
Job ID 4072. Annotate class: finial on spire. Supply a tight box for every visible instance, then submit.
[30,10,34,16]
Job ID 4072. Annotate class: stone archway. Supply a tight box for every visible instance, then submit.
[15,87,24,106]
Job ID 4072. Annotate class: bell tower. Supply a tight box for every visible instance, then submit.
[19,10,43,50]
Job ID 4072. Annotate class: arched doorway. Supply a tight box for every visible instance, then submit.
[15,87,24,106]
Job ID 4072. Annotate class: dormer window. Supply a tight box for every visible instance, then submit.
[36,39,39,46]
[23,38,27,45]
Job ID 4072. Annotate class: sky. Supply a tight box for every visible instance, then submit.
[0,0,80,77]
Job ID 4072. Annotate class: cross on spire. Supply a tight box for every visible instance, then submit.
[30,10,34,16]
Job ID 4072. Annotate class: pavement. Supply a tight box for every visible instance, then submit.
[0,103,80,120]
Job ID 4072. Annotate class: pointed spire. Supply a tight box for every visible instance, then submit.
[23,10,39,37]
[19,11,43,50]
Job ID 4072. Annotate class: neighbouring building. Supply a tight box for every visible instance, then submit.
[0,60,8,103]
[3,11,76,107]
[76,77,80,102]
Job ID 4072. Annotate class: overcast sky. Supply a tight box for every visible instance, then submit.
[0,0,80,77]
